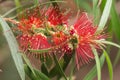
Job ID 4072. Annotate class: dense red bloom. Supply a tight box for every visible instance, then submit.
[52,31,68,45]
[17,34,31,51]
[29,34,51,50]
[72,12,106,68]
[16,6,70,55]
[51,31,72,54]
[17,6,69,34]
[45,7,69,26]
[17,34,51,52]
[18,16,43,34]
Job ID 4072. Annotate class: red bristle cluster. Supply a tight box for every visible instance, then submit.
[71,13,106,69]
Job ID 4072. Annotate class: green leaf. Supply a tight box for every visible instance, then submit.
[74,0,92,12]
[91,45,101,80]
[93,0,100,24]
[114,49,120,66]
[41,63,49,76]
[111,1,120,40]
[14,0,21,7]
[111,1,120,66]
[83,54,105,80]
[39,0,66,6]
[74,0,79,9]
[22,53,36,76]
[34,0,39,5]
[53,53,67,80]
[103,50,113,80]
[49,54,72,78]
[0,16,25,80]
[49,65,59,78]
[69,54,75,80]
[100,0,106,12]
[14,0,22,13]
[24,65,39,80]
[24,65,50,80]
[29,48,51,53]
[96,40,120,48]
[45,55,53,68]
[96,0,112,32]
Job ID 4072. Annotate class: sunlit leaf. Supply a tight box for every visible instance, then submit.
[111,0,120,40]
[41,63,49,76]
[24,65,50,80]
[0,16,25,80]
[14,0,22,12]
[114,49,120,66]
[53,53,67,80]
[96,0,112,32]
[22,53,36,76]
[93,0,100,24]
[74,0,92,12]
[29,48,51,53]
[111,0,120,66]
[96,40,120,48]
[34,0,39,5]
[103,50,113,80]
[83,54,105,80]
[91,45,101,80]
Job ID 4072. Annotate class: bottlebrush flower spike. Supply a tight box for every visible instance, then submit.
[52,31,68,45]
[45,6,69,26]
[71,12,106,69]
[51,31,73,55]
[29,34,51,50]
[17,6,69,34]
[18,16,43,34]
[17,34,31,51]
[17,34,51,53]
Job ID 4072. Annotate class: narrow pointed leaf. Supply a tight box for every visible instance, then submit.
[41,63,49,76]
[111,1,120,66]
[83,54,105,80]
[114,49,120,66]
[53,54,67,80]
[103,50,113,80]
[34,0,39,5]
[91,46,101,80]
[24,65,50,80]
[14,0,22,13]
[93,0,100,24]
[96,0,112,32]
[0,16,25,80]
[29,48,51,53]
[97,40,120,48]
[22,53,36,76]
[111,0,120,40]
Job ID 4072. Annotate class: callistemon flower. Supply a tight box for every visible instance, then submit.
[18,16,43,34]
[17,34,51,53]
[16,6,70,54]
[29,34,51,50]
[45,6,69,27]
[52,31,68,45]
[17,6,69,34]
[51,31,73,55]
[17,34,31,51]
[71,12,106,69]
